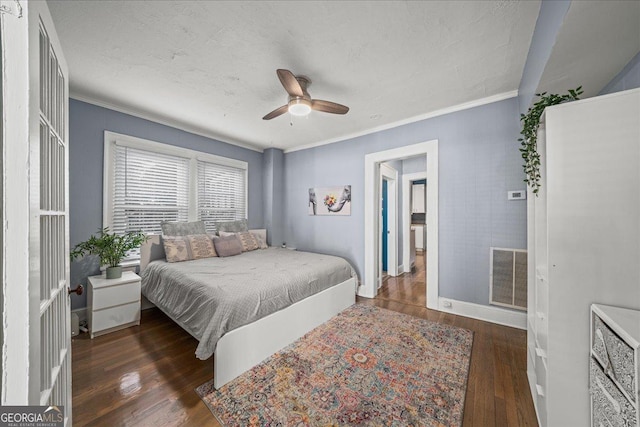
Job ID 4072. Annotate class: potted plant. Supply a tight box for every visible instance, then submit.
[519,87,583,194]
[71,227,147,279]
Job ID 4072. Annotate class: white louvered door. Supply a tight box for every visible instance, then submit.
[29,2,71,422]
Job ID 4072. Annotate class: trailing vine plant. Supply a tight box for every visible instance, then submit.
[519,86,583,194]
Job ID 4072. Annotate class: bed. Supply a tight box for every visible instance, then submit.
[139,230,357,388]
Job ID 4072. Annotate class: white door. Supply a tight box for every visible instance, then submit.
[28,1,71,421]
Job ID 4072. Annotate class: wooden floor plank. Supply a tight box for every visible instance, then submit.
[72,256,537,426]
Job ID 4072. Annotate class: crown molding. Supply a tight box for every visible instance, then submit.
[284,90,518,153]
[71,89,518,155]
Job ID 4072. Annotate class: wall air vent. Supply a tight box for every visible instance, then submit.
[490,247,527,311]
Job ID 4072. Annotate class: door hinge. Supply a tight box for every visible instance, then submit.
[0,0,22,18]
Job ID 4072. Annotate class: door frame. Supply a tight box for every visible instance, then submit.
[1,5,33,404]
[362,140,438,310]
[402,172,427,273]
[379,163,398,284]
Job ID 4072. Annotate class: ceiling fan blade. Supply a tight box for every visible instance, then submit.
[311,99,349,115]
[262,105,288,120]
[277,69,304,97]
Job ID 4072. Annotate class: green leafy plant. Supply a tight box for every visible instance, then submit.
[70,228,147,267]
[519,87,583,194]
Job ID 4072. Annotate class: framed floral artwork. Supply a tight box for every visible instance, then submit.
[308,185,351,216]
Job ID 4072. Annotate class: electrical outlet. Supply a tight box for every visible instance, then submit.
[442,300,452,308]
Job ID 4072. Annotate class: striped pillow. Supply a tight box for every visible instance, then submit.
[162,234,217,263]
[219,231,263,251]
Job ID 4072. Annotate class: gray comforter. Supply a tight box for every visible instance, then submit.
[140,248,357,359]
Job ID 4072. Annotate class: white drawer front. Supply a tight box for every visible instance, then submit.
[535,353,547,390]
[592,314,636,404]
[92,281,141,310]
[92,301,140,333]
[591,358,637,427]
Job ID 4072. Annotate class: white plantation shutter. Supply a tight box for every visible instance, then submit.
[111,144,190,237]
[197,160,247,232]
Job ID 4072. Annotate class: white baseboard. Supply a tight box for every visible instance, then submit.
[438,297,526,330]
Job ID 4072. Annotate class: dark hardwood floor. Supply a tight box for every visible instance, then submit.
[379,252,427,307]
[72,257,537,426]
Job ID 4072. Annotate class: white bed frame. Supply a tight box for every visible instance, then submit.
[140,231,356,389]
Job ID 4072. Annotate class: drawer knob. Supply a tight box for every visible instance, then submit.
[68,285,84,296]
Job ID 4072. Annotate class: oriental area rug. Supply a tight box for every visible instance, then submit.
[196,304,473,426]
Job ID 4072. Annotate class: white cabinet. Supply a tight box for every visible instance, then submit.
[411,225,424,250]
[409,229,416,269]
[412,184,425,213]
[527,89,640,427]
[88,271,141,338]
[590,304,640,427]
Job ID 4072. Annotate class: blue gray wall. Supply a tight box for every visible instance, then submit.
[69,99,264,310]
[599,51,640,95]
[283,97,527,306]
[263,148,285,247]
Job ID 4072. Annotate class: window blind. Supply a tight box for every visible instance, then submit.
[111,144,189,237]
[197,160,246,232]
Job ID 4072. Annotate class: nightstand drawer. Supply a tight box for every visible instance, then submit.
[92,281,141,310]
[92,302,140,334]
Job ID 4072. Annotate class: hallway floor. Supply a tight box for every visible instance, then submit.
[380,252,426,307]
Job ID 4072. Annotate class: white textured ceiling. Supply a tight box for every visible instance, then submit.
[48,0,541,151]
[537,0,640,98]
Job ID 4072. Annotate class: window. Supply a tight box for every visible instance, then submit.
[104,132,248,256]
[197,160,246,231]
[111,145,190,236]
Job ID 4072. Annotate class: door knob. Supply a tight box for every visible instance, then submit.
[68,285,84,296]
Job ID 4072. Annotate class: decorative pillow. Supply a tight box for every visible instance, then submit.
[215,219,248,234]
[161,220,206,236]
[219,231,264,251]
[162,236,191,263]
[186,234,217,259]
[250,231,269,249]
[237,231,260,252]
[213,235,243,257]
[162,234,216,263]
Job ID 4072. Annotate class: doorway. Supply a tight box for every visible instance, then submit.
[402,172,427,276]
[379,161,428,307]
[362,140,439,311]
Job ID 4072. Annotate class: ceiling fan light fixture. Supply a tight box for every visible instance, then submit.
[288,98,312,116]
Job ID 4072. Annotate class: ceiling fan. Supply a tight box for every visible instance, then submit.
[263,69,349,120]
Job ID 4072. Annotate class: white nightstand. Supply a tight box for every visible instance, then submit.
[87,271,141,339]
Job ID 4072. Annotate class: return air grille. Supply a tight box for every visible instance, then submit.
[490,248,527,311]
